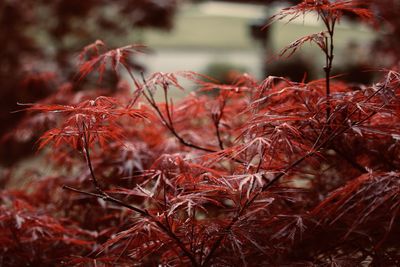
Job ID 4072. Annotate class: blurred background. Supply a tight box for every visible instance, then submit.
[140,1,375,82]
[0,0,399,173]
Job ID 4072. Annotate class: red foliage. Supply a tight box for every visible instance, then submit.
[1,1,400,266]
[77,41,148,82]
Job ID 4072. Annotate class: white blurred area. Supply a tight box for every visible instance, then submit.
[132,1,375,94]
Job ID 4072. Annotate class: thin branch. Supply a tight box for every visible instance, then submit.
[139,72,217,153]
[63,185,146,215]
[323,18,335,122]
[331,147,368,173]
[163,83,174,127]
[81,123,104,195]
[212,98,226,150]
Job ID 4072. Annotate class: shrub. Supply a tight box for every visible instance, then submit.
[1,1,399,266]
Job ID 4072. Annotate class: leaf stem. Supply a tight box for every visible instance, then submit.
[323,17,336,122]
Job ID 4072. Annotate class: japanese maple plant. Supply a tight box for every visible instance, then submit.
[1,1,399,266]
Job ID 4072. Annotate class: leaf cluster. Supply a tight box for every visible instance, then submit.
[1,1,400,266]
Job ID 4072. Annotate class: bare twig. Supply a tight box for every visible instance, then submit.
[211,97,226,150]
